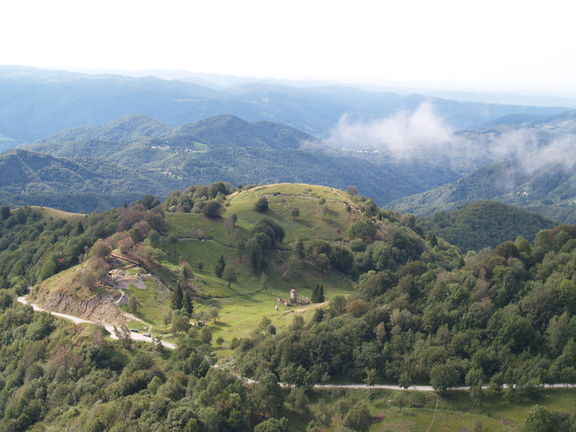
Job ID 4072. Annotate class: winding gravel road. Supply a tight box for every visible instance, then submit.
[16,295,576,392]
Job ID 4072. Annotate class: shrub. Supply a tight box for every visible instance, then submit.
[254,197,269,213]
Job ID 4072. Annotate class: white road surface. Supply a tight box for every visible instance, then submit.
[17,295,576,392]
[17,295,176,349]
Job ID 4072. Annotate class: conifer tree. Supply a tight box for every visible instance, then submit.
[293,239,305,259]
[183,292,193,316]
[171,284,183,310]
[215,255,226,278]
[0,206,10,220]
[318,284,325,302]
[312,283,321,303]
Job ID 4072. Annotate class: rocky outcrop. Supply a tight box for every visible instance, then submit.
[34,291,127,325]
[109,268,147,290]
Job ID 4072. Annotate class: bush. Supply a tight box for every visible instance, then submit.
[342,403,371,432]
[202,201,222,219]
[347,220,377,241]
[254,417,288,432]
[254,197,269,213]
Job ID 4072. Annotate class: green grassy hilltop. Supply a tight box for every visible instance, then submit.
[159,184,361,346]
[26,183,369,348]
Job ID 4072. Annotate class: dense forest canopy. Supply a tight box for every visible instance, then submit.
[419,201,556,251]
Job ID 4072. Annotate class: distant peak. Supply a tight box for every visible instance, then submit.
[177,114,249,134]
[197,114,247,125]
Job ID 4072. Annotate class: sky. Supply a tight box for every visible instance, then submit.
[2,0,576,95]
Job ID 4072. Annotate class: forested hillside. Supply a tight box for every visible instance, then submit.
[419,201,556,251]
[0,149,181,212]
[8,115,460,211]
[388,158,576,224]
[237,222,576,395]
[0,183,575,430]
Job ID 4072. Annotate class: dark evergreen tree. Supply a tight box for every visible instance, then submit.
[312,283,325,303]
[293,239,305,259]
[254,197,269,213]
[183,292,194,316]
[171,284,183,310]
[311,284,318,303]
[318,284,325,302]
[247,237,266,273]
[215,255,226,278]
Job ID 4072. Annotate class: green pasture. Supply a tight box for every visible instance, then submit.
[225,183,361,243]
[290,388,576,432]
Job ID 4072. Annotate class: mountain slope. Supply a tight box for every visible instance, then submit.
[0,149,181,211]
[39,114,173,143]
[27,115,461,207]
[387,158,576,223]
[35,114,315,156]
[420,201,556,251]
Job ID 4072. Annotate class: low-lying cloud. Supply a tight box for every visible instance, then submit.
[325,102,576,175]
[326,103,456,159]
[521,135,576,173]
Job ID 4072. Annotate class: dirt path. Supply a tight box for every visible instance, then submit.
[115,291,127,304]
[425,396,440,432]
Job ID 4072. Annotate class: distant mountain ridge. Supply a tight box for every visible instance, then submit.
[387,110,576,223]
[25,114,462,208]
[38,115,174,143]
[0,65,569,142]
[0,115,457,211]
[3,66,575,216]
[30,114,317,165]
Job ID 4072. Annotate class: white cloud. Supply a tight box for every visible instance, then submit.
[521,135,576,173]
[326,102,456,158]
[326,103,576,175]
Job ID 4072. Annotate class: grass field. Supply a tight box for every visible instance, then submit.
[224,183,362,244]
[120,275,172,333]
[30,206,85,220]
[368,389,576,431]
[287,388,576,432]
[168,237,354,347]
